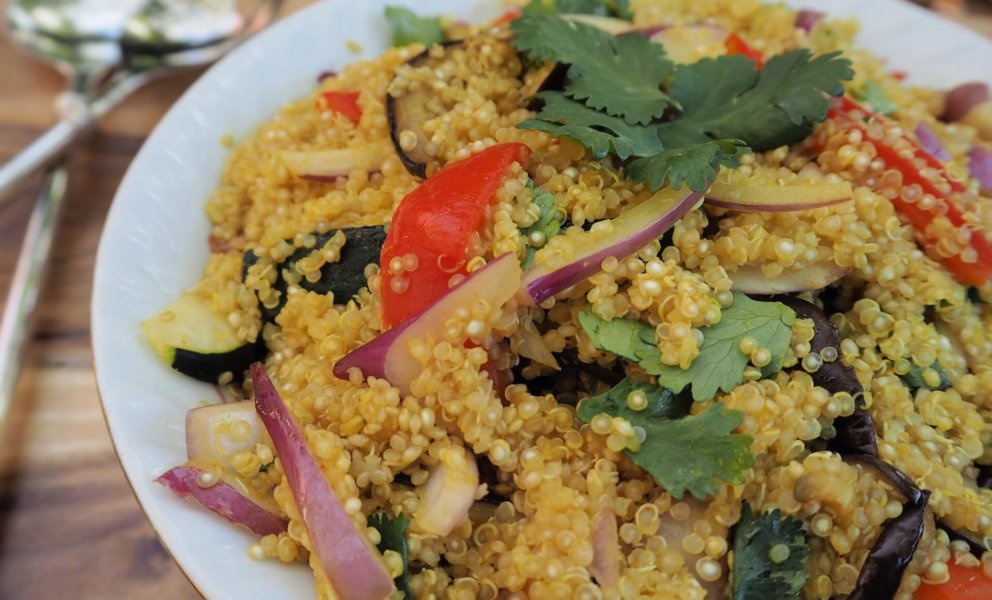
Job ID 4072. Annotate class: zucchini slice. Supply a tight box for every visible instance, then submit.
[141,294,264,383]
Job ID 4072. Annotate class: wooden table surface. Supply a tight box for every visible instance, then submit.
[0,1,989,599]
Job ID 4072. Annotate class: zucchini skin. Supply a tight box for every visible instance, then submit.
[171,338,266,383]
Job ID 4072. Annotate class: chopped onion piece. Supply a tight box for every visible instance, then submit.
[413,446,479,536]
[281,147,385,181]
[706,178,853,212]
[795,9,824,32]
[156,465,287,536]
[334,254,522,395]
[186,400,266,464]
[589,509,621,591]
[729,262,849,294]
[251,364,395,600]
[914,122,951,161]
[942,82,990,123]
[520,188,702,305]
[969,145,992,194]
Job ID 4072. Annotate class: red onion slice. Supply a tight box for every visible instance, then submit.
[706,178,853,212]
[729,262,849,294]
[942,82,990,123]
[969,145,992,194]
[156,465,287,537]
[521,188,702,306]
[795,9,824,32]
[252,364,395,600]
[914,122,951,161]
[589,509,621,591]
[412,446,479,536]
[186,400,266,464]
[334,254,521,395]
[281,148,385,181]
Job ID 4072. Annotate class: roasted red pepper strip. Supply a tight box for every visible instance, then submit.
[317,91,362,125]
[724,32,764,69]
[820,96,992,286]
[380,143,531,328]
[916,561,992,600]
[491,9,520,26]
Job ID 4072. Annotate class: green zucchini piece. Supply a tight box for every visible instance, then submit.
[242,225,386,322]
[141,294,264,383]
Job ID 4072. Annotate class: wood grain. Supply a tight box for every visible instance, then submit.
[0,2,988,599]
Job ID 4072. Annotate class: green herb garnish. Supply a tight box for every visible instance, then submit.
[519,182,562,269]
[511,15,853,191]
[383,6,444,48]
[578,292,796,401]
[732,505,810,600]
[852,80,896,116]
[899,361,952,393]
[368,512,412,599]
[522,0,633,20]
[577,379,753,499]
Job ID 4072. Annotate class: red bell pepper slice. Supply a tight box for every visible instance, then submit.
[380,143,531,328]
[317,91,362,125]
[822,96,992,286]
[724,32,764,69]
[491,9,521,26]
[916,561,992,600]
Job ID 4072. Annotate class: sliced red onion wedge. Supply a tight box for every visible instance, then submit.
[942,82,990,123]
[334,254,522,395]
[251,364,395,600]
[706,178,853,212]
[795,9,824,32]
[730,262,849,294]
[914,122,951,161]
[186,400,266,464]
[521,188,702,305]
[969,145,992,194]
[156,465,287,537]
[412,446,479,536]
[281,147,385,181]
[589,509,621,591]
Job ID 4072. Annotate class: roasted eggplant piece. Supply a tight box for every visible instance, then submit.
[386,40,462,178]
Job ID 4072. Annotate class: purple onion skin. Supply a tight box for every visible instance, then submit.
[156,465,287,536]
[333,318,404,382]
[524,190,703,304]
[969,145,992,194]
[942,82,990,122]
[252,363,396,600]
[795,9,824,32]
[317,70,337,83]
[914,122,951,162]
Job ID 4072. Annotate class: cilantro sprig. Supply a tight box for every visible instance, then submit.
[578,292,796,401]
[732,505,810,600]
[383,6,444,48]
[519,181,562,269]
[577,379,753,499]
[368,512,412,599]
[852,80,896,116]
[522,0,633,20]
[511,15,854,191]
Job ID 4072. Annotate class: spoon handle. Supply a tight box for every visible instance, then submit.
[0,163,69,441]
[0,119,80,207]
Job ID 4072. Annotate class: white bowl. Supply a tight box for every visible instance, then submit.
[92,1,992,598]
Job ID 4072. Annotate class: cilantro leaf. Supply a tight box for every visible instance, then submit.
[626,139,747,192]
[577,379,753,499]
[658,50,853,151]
[510,15,676,124]
[368,512,412,599]
[852,80,896,116]
[579,292,796,401]
[732,505,810,600]
[899,361,952,393]
[520,92,665,159]
[383,6,444,48]
[520,183,563,269]
[523,0,633,19]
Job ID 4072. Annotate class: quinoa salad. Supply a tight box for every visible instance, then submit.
[140,1,992,599]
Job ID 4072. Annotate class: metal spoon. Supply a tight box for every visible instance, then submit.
[0,0,283,440]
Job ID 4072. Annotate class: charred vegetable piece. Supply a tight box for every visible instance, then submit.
[773,296,878,457]
[731,505,810,600]
[846,455,932,600]
[386,40,464,178]
[141,293,265,383]
[252,364,396,600]
[243,225,386,321]
[156,465,287,536]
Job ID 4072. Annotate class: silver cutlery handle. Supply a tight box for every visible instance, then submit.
[0,164,70,438]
